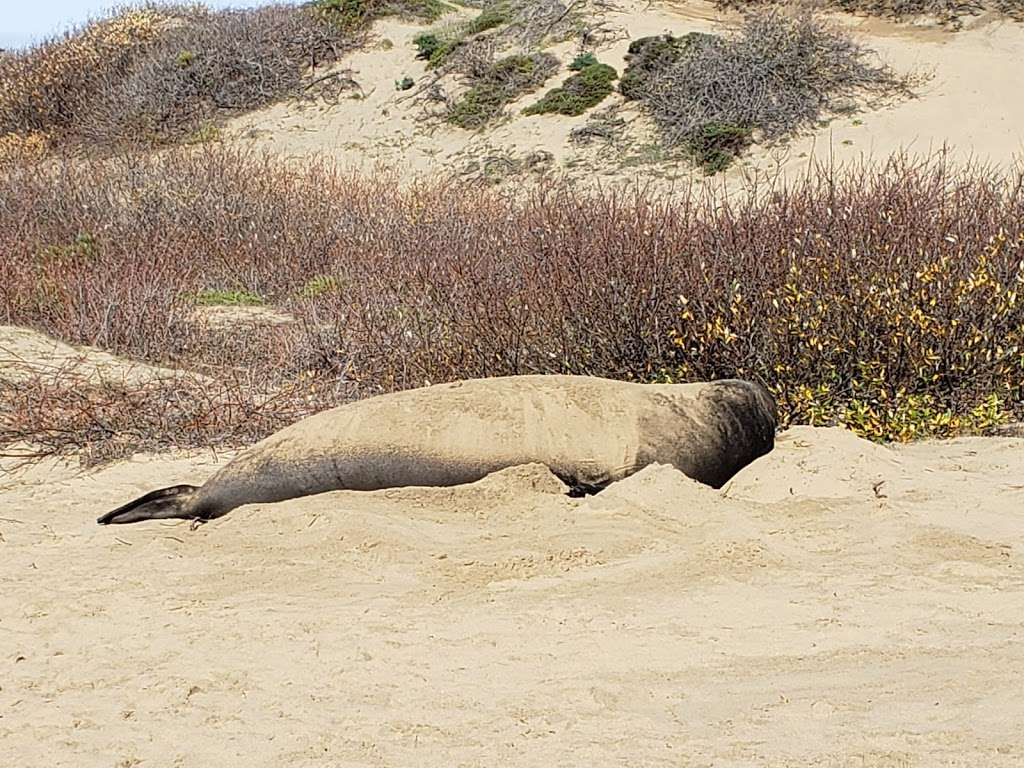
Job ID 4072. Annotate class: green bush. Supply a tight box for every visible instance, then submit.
[413,32,442,60]
[524,62,618,117]
[466,3,510,34]
[448,53,558,128]
[569,52,598,71]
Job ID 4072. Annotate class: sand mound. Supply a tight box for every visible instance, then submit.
[726,425,914,503]
[190,304,296,331]
[0,324,193,386]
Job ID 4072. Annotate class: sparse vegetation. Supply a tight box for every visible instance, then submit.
[413,0,593,71]
[1,146,1021,452]
[411,1,510,69]
[1,368,317,465]
[621,11,906,172]
[524,61,617,117]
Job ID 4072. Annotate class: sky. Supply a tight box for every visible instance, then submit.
[0,0,294,50]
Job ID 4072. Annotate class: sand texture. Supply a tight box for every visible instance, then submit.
[2,418,1022,766]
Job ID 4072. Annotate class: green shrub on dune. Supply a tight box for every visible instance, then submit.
[524,61,618,117]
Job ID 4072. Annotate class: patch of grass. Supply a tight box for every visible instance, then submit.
[184,122,222,145]
[618,141,673,168]
[194,289,265,306]
[298,275,341,299]
[524,62,618,117]
[448,53,558,129]
[569,52,598,71]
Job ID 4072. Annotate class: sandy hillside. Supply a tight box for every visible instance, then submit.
[227,0,1024,188]
[2,328,1022,765]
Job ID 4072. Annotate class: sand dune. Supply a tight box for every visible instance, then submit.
[226,0,1024,189]
[0,325,191,387]
[2,410,1021,766]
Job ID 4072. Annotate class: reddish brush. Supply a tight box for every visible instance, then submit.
[1,146,1021,453]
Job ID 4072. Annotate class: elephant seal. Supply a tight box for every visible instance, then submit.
[98,375,776,525]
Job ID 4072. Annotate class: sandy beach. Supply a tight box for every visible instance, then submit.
[2,401,1021,766]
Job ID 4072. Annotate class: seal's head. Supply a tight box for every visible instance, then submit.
[97,484,200,525]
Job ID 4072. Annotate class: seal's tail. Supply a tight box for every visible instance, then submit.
[97,485,200,525]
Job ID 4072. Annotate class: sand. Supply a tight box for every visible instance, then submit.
[0,325,192,387]
[225,1,1024,189]
[2,345,1022,765]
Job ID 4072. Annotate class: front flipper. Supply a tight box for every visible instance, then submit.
[97,485,200,525]
[554,474,611,498]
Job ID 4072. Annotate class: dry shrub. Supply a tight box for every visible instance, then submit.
[1,146,1021,448]
[2,6,182,139]
[0,146,344,361]
[0,1,444,148]
[0,364,322,466]
[0,131,49,164]
[624,10,907,172]
[430,0,594,55]
[716,0,1024,24]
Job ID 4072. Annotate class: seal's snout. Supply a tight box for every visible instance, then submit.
[97,485,200,525]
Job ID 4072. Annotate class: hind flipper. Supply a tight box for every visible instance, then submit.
[97,485,200,525]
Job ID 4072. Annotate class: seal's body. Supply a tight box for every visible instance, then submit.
[98,375,776,525]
